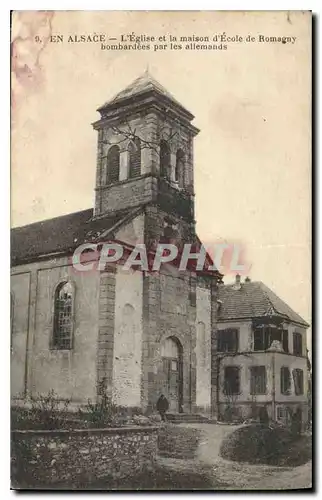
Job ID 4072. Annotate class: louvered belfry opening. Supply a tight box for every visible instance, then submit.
[128,137,141,178]
[175,148,185,187]
[107,145,120,184]
[160,140,171,179]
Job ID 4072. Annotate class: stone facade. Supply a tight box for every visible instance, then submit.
[90,73,219,413]
[11,72,220,415]
[93,105,197,217]
[11,426,158,486]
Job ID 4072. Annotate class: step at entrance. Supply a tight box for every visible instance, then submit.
[166,412,210,423]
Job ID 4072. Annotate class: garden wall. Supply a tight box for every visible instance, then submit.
[11,426,158,487]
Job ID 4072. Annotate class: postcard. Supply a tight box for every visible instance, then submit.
[11,10,312,491]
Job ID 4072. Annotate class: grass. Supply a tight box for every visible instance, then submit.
[220,424,312,467]
[157,423,201,459]
[12,465,217,491]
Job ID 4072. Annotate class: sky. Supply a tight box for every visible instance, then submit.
[11,11,311,349]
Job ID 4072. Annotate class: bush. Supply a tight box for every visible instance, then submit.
[11,389,155,431]
[11,390,72,430]
[78,395,119,428]
[220,424,312,466]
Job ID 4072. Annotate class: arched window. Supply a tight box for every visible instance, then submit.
[106,145,120,184]
[128,138,141,178]
[175,149,185,188]
[160,140,170,179]
[53,282,74,350]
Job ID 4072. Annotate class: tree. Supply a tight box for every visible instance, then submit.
[102,115,181,156]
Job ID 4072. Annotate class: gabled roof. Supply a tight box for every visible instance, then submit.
[97,70,193,119]
[217,281,309,327]
[11,207,135,266]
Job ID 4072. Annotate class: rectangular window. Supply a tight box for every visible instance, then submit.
[253,327,270,351]
[254,328,264,350]
[280,366,291,395]
[250,366,267,395]
[217,329,239,352]
[277,406,288,421]
[223,366,240,395]
[282,330,289,353]
[253,326,284,351]
[293,332,303,356]
[293,369,304,395]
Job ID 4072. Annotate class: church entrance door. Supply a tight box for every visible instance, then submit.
[161,337,183,412]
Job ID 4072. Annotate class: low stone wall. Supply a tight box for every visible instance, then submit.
[11,426,158,487]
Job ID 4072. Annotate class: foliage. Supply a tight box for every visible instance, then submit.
[11,390,72,430]
[11,385,154,430]
[220,423,312,466]
[158,424,201,459]
[11,434,37,487]
[221,402,242,423]
[78,394,119,428]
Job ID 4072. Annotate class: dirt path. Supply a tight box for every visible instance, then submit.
[157,423,312,490]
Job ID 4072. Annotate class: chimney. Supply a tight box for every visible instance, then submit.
[233,273,242,290]
[245,276,251,283]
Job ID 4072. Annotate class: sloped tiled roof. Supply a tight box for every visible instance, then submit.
[98,70,191,116]
[11,208,134,265]
[217,281,309,327]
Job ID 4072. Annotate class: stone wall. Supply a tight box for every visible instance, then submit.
[93,108,196,217]
[11,272,30,397]
[11,426,158,487]
[195,285,212,411]
[99,175,157,215]
[141,268,197,413]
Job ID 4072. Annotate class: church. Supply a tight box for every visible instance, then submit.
[11,71,223,415]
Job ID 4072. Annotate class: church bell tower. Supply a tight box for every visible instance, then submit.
[92,70,200,248]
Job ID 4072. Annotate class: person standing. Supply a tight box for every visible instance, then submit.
[156,394,169,421]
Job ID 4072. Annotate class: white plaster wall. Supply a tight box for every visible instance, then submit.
[113,268,143,407]
[196,286,211,408]
[274,352,308,403]
[219,350,308,404]
[217,320,252,351]
[11,257,100,403]
[11,272,30,397]
[288,324,307,355]
[217,320,308,405]
[219,352,274,403]
[33,264,99,401]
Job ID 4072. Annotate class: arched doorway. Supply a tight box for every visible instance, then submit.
[160,336,183,412]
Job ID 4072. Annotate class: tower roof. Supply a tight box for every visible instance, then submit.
[97,70,194,120]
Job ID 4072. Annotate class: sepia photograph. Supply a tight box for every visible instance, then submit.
[10,10,312,491]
